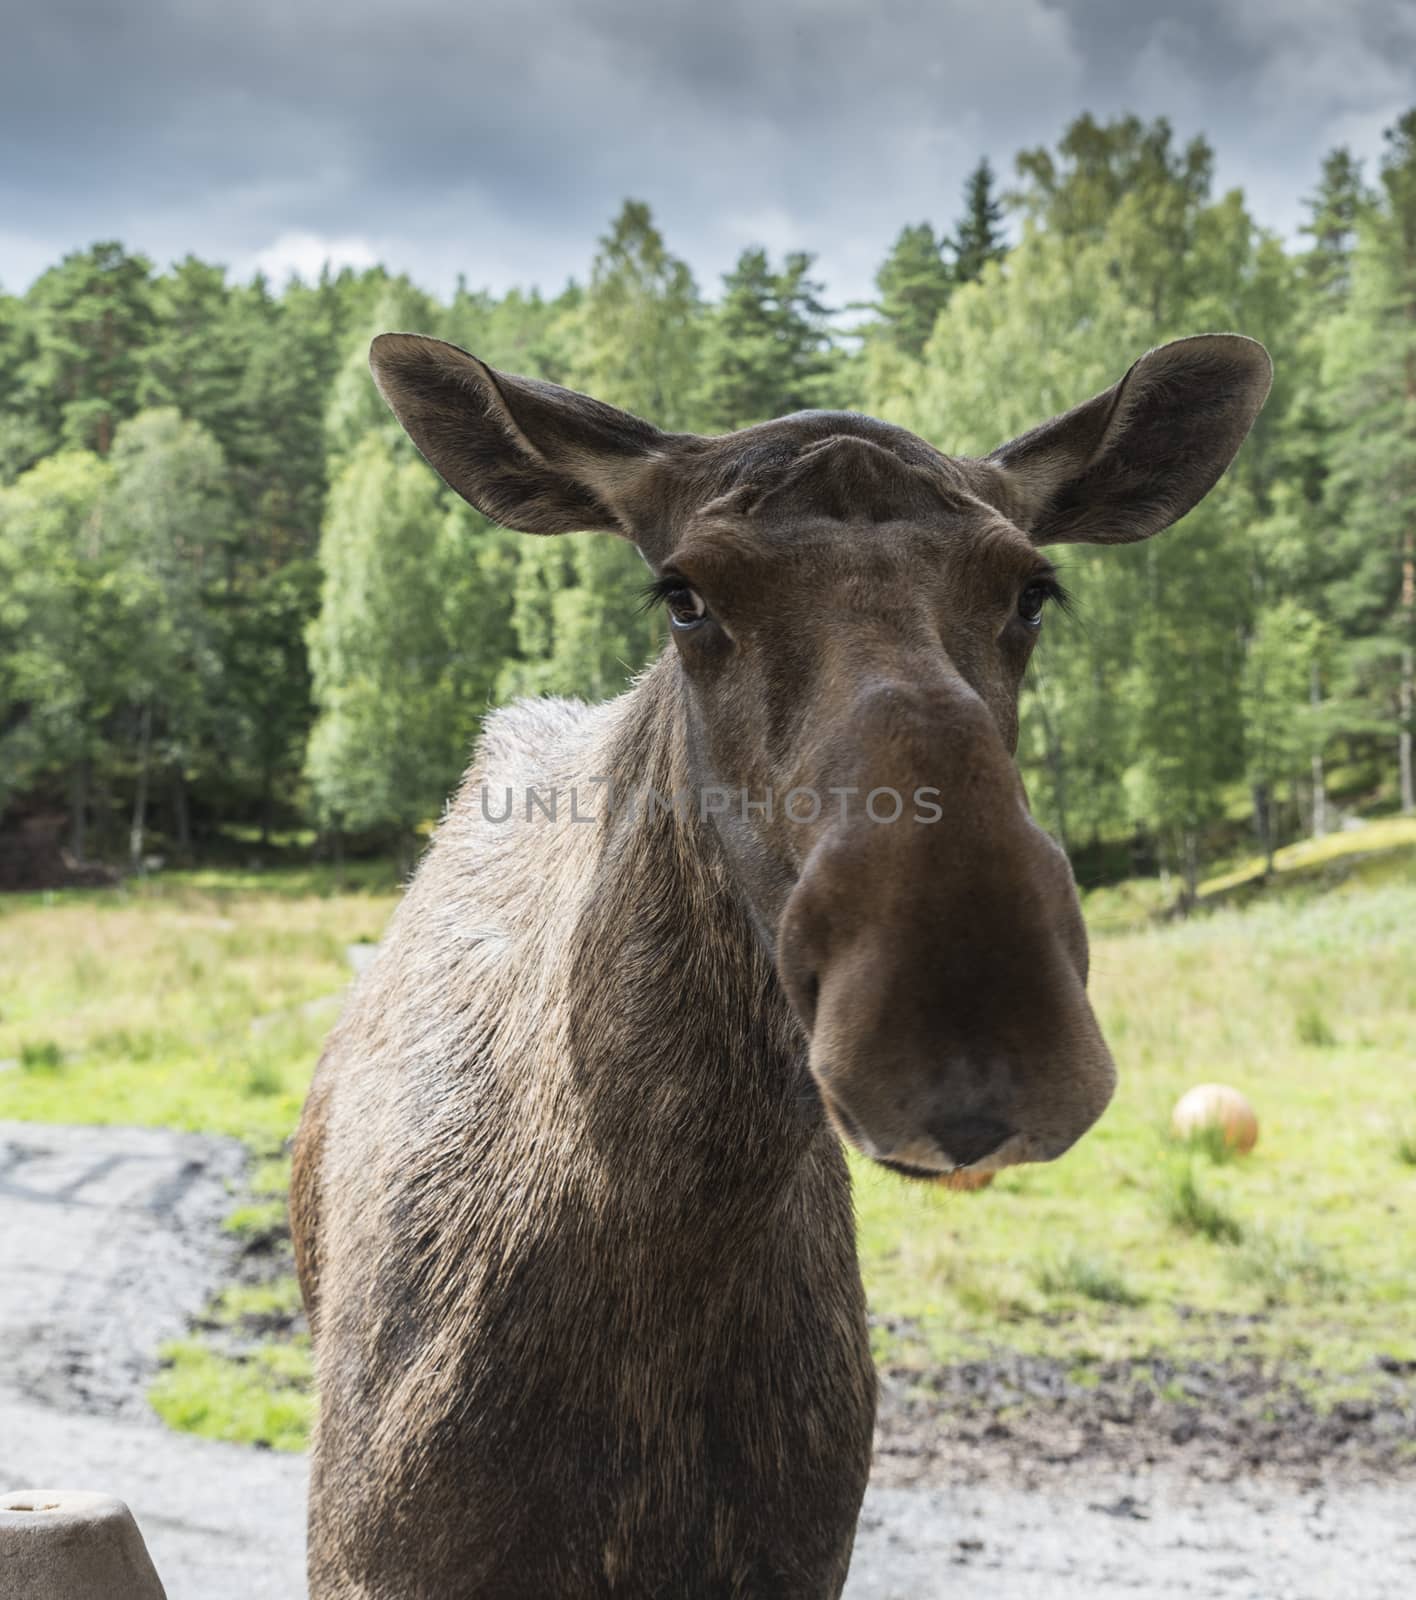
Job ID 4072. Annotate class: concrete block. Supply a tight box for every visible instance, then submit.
[0,1489,167,1599]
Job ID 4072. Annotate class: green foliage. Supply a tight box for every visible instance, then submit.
[22,242,156,457]
[1318,111,1416,817]
[1232,1227,1345,1304]
[3,113,1416,879]
[1172,1121,1239,1166]
[1296,1003,1337,1048]
[1300,146,1374,304]
[150,1335,314,1452]
[950,157,1009,284]
[572,199,701,429]
[305,433,495,840]
[19,1039,63,1073]
[696,248,838,430]
[1242,601,1324,778]
[872,223,954,359]
[1163,1162,1244,1244]
[1013,113,1213,252]
[0,449,123,824]
[6,846,1415,1439]
[1033,1251,1144,1306]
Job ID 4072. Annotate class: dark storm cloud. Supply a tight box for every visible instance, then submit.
[2,0,1413,306]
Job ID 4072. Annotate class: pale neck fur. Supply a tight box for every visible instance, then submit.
[378,651,828,1241]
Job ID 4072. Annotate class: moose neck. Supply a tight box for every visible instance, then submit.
[553,652,829,1235]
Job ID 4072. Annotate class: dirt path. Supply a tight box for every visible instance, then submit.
[0,1122,245,1415]
[1,1391,308,1599]
[1,1121,1411,1600]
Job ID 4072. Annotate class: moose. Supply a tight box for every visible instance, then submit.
[291,330,1270,1597]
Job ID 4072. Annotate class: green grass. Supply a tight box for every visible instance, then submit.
[0,864,398,1148]
[1033,1250,1144,1307]
[1161,1161,1244,1243]
[18,1039,64,1073]
[1173,1120,1241,1165]
[204,1276,307,1330]
[0,865,398,1452]
[149,1336,314,1452]
[857,832,1416,1389]
[1295,1003,1338,1048]
[3,836,1415,1447]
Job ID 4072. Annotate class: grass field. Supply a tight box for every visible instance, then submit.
[2,825,1414,1448]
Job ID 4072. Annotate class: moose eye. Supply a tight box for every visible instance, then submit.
[1017,582,1051,628]
[664,585,709,631]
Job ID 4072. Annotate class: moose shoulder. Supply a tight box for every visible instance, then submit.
[291,332,1271,1598]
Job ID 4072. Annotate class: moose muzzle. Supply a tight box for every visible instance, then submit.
[775,677,1116,1178]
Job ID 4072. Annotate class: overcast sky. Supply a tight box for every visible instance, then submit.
[3,0,1414,308]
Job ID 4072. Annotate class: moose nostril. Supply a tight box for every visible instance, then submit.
[779,960,819,1032]
[799,972,819,1030]
[927,1115,1015,1167]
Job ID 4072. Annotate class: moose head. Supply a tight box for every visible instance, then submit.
[370,331,1270,1182]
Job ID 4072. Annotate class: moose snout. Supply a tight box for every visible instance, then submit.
[777,796,1117,1181]
[823,1091,1019,1178]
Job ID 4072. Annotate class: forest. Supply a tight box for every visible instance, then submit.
[1,111,1413,898]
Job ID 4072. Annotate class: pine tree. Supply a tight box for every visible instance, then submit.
[0,290,45,483]
[1322,110,1416,814]
[950,160,1009,284]
[324,278,442,465]
[575,200,701,429]
[873,224,953,357]
[1301,148,1374,305]
[696,248,836,430]
[505,202,702,701]
[224,278,334,564]
[23,243,156,456]
[140,257,244,446]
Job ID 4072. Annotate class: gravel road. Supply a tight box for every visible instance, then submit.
[2,1120,1411,1600]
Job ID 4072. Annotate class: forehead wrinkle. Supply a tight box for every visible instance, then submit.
[658,520,774,587]
[695,417,976,523]
[952,517,1051,584]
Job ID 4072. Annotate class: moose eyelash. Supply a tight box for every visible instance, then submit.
[637,575,695,614]
[639,571,1077,618]
[1030,573,1076,617]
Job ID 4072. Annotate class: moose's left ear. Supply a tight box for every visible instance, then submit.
[369,332,676,544]
[974,334,1273,546]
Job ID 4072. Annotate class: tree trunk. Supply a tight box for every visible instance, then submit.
[172,769,192,857]
[69,760,88,862]
[1156,833,1172,903]
[93,769,115,858]
[1180,828,1200,913]
[1309,661,1327,838]
[1401,639,1414,817]
[260,757,274,847]
[1251,782,1275,876]
[129,702,153,869]
[1400,356,1414,813]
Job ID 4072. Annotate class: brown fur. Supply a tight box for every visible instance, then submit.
[292,331,1270,1597]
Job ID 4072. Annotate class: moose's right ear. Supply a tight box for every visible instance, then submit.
[369,333,667,539]
[975,334,1273,546]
